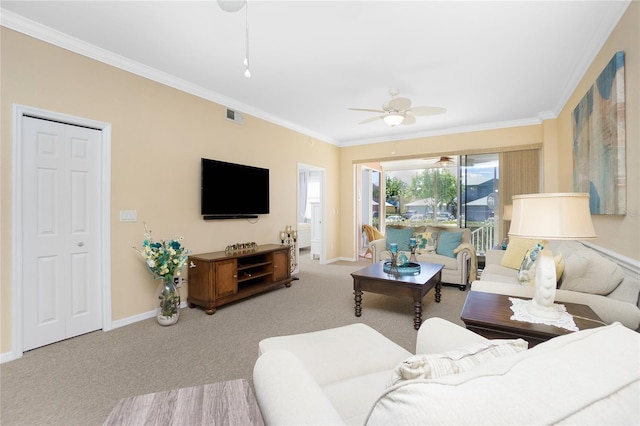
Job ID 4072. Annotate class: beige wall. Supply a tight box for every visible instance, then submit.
[2,2,638,356]
[0,29,340,354]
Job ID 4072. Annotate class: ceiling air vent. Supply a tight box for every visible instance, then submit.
[225,108,244,124]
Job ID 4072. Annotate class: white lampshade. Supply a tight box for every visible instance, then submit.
[383,113,404,127]
[502,204,512,221]
[508,193,596,240]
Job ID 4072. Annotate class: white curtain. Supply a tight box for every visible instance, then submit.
[298,170,309,223]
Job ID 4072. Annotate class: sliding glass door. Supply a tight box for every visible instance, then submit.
[459,154,500,255]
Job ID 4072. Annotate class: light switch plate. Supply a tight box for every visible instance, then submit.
[120,210,137,222]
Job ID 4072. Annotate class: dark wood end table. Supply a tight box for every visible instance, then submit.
[351,261,444,330]
[460,291,606,347]
[104,378,264,426]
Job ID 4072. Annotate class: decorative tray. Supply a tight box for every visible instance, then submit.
[383,261,421,275]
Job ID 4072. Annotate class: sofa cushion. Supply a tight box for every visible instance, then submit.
[436,231,462,258]
[385,227,415,252]
[258,323,412,386]
[417,252,458,270]
[501,236,544,269]
[560,249,625,295]
[389,339,528,386]
[323,370,395,425]
[367,323,640,425]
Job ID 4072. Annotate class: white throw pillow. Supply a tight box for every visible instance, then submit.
[560,249,624,295]
[389,339,528,386]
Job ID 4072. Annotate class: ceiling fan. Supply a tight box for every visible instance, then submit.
[436,156,455,166]
[349,89,446,127]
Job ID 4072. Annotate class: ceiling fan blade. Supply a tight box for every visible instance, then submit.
[388,96,411,111]
[348,108,386,113]
[358,115,384,125]
[408,106,447,116]
[401,114,416,125]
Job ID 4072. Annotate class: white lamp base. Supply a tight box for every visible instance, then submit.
[527,248,561,320]
[527,298,561,320]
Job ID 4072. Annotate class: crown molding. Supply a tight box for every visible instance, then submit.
[339,116,544,147]
[548,0,631,116]
[0,9,340,146]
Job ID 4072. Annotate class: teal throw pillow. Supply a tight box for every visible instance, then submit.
[386,227,415,252]
[436,231,463,258]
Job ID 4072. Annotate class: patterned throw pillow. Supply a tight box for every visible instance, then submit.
[389,339,528,386]
[415,232,438,254]
[518,248,565,287]
[517,244,542,286]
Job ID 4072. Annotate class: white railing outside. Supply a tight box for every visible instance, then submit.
[471,223,495,255]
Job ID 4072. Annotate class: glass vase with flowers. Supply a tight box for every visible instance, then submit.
[134,224,189,325]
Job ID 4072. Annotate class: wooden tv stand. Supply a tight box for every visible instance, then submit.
[187,244,292,315]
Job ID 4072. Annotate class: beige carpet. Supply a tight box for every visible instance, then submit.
[0,252,469,425]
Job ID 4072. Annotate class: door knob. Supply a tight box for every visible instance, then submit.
[78,242,84,247]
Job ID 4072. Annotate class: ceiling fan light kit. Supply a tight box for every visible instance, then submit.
[383,113,405,127]
[349,89,446,128]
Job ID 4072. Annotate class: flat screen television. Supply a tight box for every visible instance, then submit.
[201,158,270,219]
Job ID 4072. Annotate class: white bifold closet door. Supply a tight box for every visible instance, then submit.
[21,116,102,351]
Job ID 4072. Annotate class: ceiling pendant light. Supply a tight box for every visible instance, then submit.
[243,1,250,78]
[383,112,404,127]
[217,0,251,78]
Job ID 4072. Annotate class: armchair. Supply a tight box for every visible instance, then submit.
[369,226,476,290]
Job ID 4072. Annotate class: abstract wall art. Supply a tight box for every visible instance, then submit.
[572,51,626,215]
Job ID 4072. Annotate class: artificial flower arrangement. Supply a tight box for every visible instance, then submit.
[134,224,189,319]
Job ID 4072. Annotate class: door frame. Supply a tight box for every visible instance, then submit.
[297,163,326,264]
[10,104,112,361]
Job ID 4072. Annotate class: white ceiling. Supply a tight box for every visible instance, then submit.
[1,1,630,147]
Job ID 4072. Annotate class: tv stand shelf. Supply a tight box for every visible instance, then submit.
[187,244,292,315]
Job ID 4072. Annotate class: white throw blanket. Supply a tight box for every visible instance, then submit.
[454,243,477,281]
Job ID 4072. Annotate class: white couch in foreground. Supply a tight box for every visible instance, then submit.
[473,240,640,330]
[253,318,639,425]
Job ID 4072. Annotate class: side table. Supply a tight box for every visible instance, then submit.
[460,291,605,347]
[104,378,264,426]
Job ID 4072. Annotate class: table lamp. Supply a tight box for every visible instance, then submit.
[503,204,512,221]
[508,193,596,319]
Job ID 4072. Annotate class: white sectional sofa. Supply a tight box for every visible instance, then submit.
[253,318,640,425]
[472,239,640,330]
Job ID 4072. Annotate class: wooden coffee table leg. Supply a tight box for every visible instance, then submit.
[354,286,362,317]
[413,300,422,330]
[435,281,441,303]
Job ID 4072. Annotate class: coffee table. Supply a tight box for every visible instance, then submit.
[104,378,264,425]
[351,261,444,330]
[460,291,606,347]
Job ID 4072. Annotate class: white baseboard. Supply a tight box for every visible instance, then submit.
[110,301,189,329]
[2,301,189,364]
